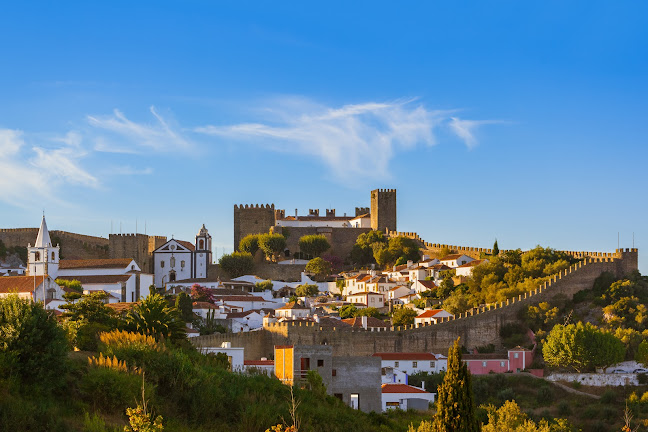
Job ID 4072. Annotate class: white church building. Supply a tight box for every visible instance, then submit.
[152,224,212,288]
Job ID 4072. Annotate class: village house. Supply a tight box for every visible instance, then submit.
[463,347,534,374]
[414,308,454,326]
[244,359,275,376]
[455,259,488,277]
[381,366,409,385]
[199,342,245,372]
[438,254,474,268]
[342,316,390,329]
[373,352,447,375]
[387,286,412,304]
[275,301,311,319]
[346,291,385,308]
[0,275,65,307]
[381,384,436,412]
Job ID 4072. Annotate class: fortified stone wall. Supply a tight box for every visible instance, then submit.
[192,249,639,360]
[233,204,276,252]
[0,228,110,260]
[109,233,167,273]
[370,189,396,232]
[272,225,372,261]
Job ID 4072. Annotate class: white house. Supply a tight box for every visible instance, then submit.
[199,342,244,372]
[227,310,264,332]
[439,254,474,269]
[153,225,212,288]
[388,286,412,304]
[214,295,277,312]
[373,352,445,375]
[0,275,65,307]
[381,384,435,412]
[381,366,409,385]
[347,291,385,308]
[275,301,311,319]
[414,309,454,326]
[413,279,436,294]
[244,359,275,376]
[455,259,488,277]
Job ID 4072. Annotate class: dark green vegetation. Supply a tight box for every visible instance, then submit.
[0,294,428,432]
[298,234,331,258]
[218,251,255,278]
[0,239,28,264]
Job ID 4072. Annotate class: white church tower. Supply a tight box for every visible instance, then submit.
[28,215,60,278]
[194,224,212,279]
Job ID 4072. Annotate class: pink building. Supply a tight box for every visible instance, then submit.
[463,347,533,375]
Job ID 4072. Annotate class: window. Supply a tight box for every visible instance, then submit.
[170,257,176,267]
[514,353,519,359]
[332,369,337,377]
[394,361,399,368]
[413,361,418,368]
[131,265,134,270]
[181,260,186,268]
[500,361,506,368]
[199,239,204,249]
[51,252,55,261]
[161,261,165,268]
[35,252,40,261]
[430,361,435,368]
[350,394,359,410]
[317,359,324,367]
[482,361,487,367]
[334,393,343,400]
[169,271,176,282]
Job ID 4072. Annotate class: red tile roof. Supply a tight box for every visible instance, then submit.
[276,301,309,310]
[416,280,436,290]
[105,302,136,313]
[439,254,467,261]
[57,275,131,284]
[416,309,446,318]
[381,384,430,394]
[193,301,217,309]
[373,352,437,361]
[59,259,134,270]
[456,259,486,268]
[176,240,196,251]
[0,275,47,293]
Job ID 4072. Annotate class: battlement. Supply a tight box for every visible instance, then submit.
[373,188,396,193]
[308,209,320,217]
[234,204,275,210]
[355,207,370,216]
[326,209,336,217]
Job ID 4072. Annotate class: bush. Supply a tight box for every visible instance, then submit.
[600,389,616,404]
[219,252,254,278]
[557,401,571,416]
[76,322,111,351]
[80,367,148,413]
[496,387,515,402]
[536,385,553,406]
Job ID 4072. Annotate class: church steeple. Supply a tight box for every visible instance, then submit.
[28,215,60,278]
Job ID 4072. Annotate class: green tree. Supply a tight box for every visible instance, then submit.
[636,340,648,366]
[298,234,330,258]
[392,307,417,326]
[175,292,194,323]
[338,304,358,319]
[295,284,319,297]
[442,290,471,315]
[349,230,387,265]
[126,294,186,341]
[481,400,564,432]
[353,307,381,318]
[0,294,69,386]
[61,291,120,350]
[218,252,254,278]
[258,233,287,262]
[55,278,83,292]
[305,257,332,281]
[239,234,261,256]
[543,322,625,372]
[432,338,479,432]
[492,239,499,256]
[254,280,273,292]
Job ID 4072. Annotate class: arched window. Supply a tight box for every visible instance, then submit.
[51,252,55,261]
[199,239,204,249]
[35,252,40,261]
[169,271,176,282]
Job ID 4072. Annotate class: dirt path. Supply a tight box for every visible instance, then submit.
[520,372,601,400]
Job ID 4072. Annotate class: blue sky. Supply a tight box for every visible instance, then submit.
[1,1,647,270]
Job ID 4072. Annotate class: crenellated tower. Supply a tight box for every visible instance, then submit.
[370,189,397,232]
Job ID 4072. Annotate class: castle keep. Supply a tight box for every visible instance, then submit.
[233,189,397,259]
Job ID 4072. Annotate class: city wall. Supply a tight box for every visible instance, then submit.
[0,228,109,260]
[192,249,639,360]
[273,225,372,262]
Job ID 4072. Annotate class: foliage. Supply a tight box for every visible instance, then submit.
[353,307,381,318]
[349,230,388,265]
[321,254,343,272]
[299,234,331,258]
[55,278,83,292]
[174,292,194,322]
[637,340,648,366]
[442,289,471,315]
[295,284,319,297]
[197,309,228,336]
[373,236,421,269]
[543,322,625,372]
[60,290,119,350]
[80,366,148,414]
[99,330,166,357]
[124,404,164,432]
[305,257,332,281]
[190,284,215,303]
[239,234,261,256]
[258,233,287,262]
[0,295,68,387]
[254,280,274,292]
[306,370,327,398]
[492,240,499,257]
[338,304,358,319]
[523,302,560,332]
[481,400,570,432]
[88,353,142,375]
[126,294,186,341]
[432,338,479,432]
[392,307,417,326]
[218,252,254,278]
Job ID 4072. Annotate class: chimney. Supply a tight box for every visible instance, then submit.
[361,315,368,329]
[221,342,232,348]
[295,209,298,217]
[421,381,425,391]
[422,255,429,261]
[407,260,413,268]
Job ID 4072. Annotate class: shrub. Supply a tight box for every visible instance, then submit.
[219,251,255,277]
[600,389,616,404]
[536,386,553,406]
[496,387,515,402]
[76,322,111,351]
[557,401,571,416]
[79,367,149,413]
[88,353,142,375]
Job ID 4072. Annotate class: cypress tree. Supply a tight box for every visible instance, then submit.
[432,338,479,432]
[492,240,499,256]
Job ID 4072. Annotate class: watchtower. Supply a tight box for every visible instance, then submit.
[233,204,276,251]
[370,189,397,232]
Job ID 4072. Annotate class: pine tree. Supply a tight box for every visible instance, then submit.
[492,240,499,256]
[432,338,479,432]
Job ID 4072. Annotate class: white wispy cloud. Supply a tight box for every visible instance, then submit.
[195,98,499,181]
[87,106,192,153]
[448,117,503,149]
[0,129,98,207]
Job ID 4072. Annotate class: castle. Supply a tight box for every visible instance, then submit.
[233,189,397,259]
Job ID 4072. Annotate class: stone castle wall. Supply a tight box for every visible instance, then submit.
[109,234,167,273]
[0,228,109,260]
[272,225,372,261]
[192,249,639,360]
[233,204,276,252]
[371,189,396,232]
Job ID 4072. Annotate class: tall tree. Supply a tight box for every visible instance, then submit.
[258,233,287,262]
[432,338,479,432]
[492,239,499,256]
[239,234,261,256]
[305,257,332,281]
[175,292,194,322]
[218,252,254,278]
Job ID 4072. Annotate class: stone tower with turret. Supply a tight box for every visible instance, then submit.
[370,189,397,232]
[233,204,276,251]
[28,215,60,277]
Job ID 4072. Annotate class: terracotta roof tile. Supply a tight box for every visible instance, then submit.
[374,352,437,361]
[276,301,309,310]
[416,309,447,318]
[0,275,47,293]
[57,275,131,284]
[245,360,274,366]
[381,384,430,394]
